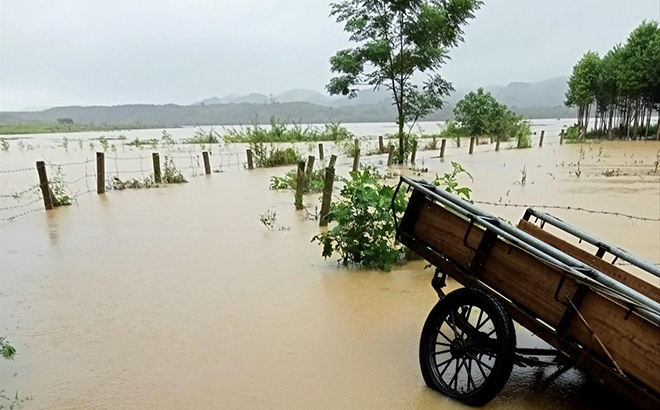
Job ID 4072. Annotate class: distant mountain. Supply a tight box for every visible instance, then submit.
[276,89,331,105]
[194,77,567,110]
[2,77,574,128]
[487,77,568,108]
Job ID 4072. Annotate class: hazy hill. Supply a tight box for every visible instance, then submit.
[2,77,573,128]
[194,77,568,109]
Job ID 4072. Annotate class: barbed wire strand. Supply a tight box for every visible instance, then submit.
[473,200,660,222]
[0,166,33,174]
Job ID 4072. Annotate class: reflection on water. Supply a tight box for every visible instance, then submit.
[0,134,658,409]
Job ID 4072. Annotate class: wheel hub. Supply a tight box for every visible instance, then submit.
[450,338,467,358]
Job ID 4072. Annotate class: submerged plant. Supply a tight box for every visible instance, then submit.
[270,167,326,193]
[432,161,474,201]
[99,136,109,151]
[312,168,408,271]
[251,143,302,168]
[0,337,15,360]
[108,175,155,190]
[161,156,187,184]
[48,165,72,206]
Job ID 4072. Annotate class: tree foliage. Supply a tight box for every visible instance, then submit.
[312,168,408,271]
[326,0,482,163]
[565,21,660,140]
[448,88,532,146]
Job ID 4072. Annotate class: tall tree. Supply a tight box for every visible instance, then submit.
[453,88,507,136]
[565,51,601,137]
[326,0,482,163]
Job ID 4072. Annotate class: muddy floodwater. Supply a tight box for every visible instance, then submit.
[1,121,659,409]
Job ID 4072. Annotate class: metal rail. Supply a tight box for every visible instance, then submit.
[524,208,660,278]
[399,177,660,324]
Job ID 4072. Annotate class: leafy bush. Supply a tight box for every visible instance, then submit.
[312,168,408,271]
[388,133,418,163]
[563,125,585,143]
[270,167,326,193]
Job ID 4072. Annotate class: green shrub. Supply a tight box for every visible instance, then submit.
[563,125,585,143]
[270,167,326,193]
[312,168,408,271]
[251,141,303,168]
[161,156,187,183]
[387,133,418,163]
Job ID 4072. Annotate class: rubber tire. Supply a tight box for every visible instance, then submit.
[419,287,516,406]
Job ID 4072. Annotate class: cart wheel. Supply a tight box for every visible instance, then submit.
[419,287,516,406]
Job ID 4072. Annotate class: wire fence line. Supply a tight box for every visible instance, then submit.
[2,147,659,223]
[473,200,660,222]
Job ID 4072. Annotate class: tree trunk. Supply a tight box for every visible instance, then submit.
[632,97,640,140]
[397,112,405,165]
[583,104,591,137]
[607,104,614,141]
[644,102,652,138]
[656,109,660,140]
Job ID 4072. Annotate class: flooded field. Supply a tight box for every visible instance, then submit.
[1,122,659,409]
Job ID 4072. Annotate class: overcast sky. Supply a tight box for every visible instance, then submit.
[1,0,658,111]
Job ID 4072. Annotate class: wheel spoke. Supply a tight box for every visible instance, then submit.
[467,358,476,390]
[486,328,497,338]
[449,310,460,339]
[438,358,454,378]
[475,309,484,332]
[475,315,491,332]
[433,349,451,355]
[435,356,453,370]
[467,352,493,371]
[469,353,488,379]
[436,327,453,343]
[448,359,460,389]
[435,341,451,347]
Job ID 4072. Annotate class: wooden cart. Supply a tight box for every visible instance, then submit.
[393,177,660,408]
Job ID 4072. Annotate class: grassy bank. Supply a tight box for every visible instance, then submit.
[0,123,165,135]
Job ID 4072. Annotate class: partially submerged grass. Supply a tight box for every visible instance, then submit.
[224,117,354,143]
[270,166,326,193]
[251,143,303,168]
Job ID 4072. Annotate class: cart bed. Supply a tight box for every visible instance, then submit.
[397,185,660,408]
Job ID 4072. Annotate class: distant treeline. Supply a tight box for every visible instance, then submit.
[0,101,574,134]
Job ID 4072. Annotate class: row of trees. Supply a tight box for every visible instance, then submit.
[565,21,660,140]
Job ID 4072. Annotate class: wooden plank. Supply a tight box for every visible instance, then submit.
[568,291,660,393]
[518,220,660,304]
[408,198,659,393]
[411,198,579,327]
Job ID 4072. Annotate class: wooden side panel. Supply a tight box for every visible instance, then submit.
[412,198,578,326]
[518,220,660,304]
[569,291,660,392]
[482,241,579,327]
[408,197,660,393]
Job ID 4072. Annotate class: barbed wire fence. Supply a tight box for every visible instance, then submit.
[0,149,245,222]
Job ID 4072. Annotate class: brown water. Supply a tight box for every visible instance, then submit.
[1,136,659,409]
